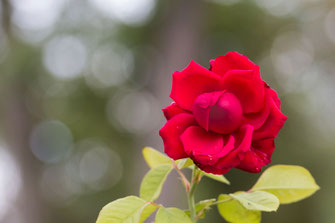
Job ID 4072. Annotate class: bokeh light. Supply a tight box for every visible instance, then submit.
[255,0,301,17]
[77,140,123,190]
[107,91,161,134]
[10,0,65,30]
[40,163,82,204]
[43,35,87,79]
[10,0,65,43]
[40,139,122,205]
[89,0,156,26]
[30,120,73,163]
[0,144,21,220]
[271,31,314,92]
[87,44,134,88]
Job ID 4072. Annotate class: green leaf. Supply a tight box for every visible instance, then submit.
[202,172,230,185]
[140,164,173,201]
[155,207,193,223]
[187,165,230,184]
[185,198,216,219]
[142,147,193,170]
[142,147,172,168]
[139,203,158,223]
[96,196,157,223]
[230,191,279,212]
[187,164,196,170]
[217,194,261,223]
[176,158,194,169]
[251,165,320,204]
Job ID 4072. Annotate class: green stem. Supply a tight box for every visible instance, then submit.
[172,161,190,192]
[187,167,201,222]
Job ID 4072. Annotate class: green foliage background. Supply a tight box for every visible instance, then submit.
[0,0,333,222]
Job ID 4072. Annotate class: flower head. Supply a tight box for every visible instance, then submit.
[159,52,287,174]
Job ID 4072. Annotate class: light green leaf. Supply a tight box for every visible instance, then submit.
[251,165,320,204]
[202,172,230,185]
[142,147,172,168]
[142,147,193,170]
[194,198,216,215]
[140,164,173,201]
[187,165,230,184]
[217,194,261,223]
[185,198,216,219]
[96,196,157,223]
[139,203,158,223]
[187,164,196,169]
[176,158,194,169]
[155,207,193,223]
[230,191,279,212]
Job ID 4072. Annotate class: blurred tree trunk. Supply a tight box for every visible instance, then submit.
[152,0,204,102]
[1,0,47,222]
[142,0,205,208]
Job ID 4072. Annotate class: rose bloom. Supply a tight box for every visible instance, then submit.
[159,52,287,175]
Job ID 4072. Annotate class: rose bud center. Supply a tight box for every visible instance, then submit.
[193,91,243,134]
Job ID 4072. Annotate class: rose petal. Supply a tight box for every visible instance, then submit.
[180,126,224,156]
[252,138,275,158]
[210,52,260,78]
[236,149,267,173]
[170,60,221,110]
[196,164,231,175]
[215,135,236,158]
[159,113,197,160]
[193,91,243,134]
[252,97,287,140]
[243,105,270,130]
[215,124,254,170]
[180,127,236,167]
[220,70,265,114]
[242,91,271,129]
[162,103,188,120]
[237,138,275,173]
[192,91,223,131]
[268,88,281,109]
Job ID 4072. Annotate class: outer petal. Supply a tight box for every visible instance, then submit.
[237,138,275,173]
[170,60,222,111]
[252,138,275,158]
[236,150,267,173]
[268,87,281,109]
[242,88,271,129]
[159,113,197,160]
[214,124,254,170]
[181,126,224,156]
[210,52,261,78]
[196,164,230,175]
[162,103,188,120]
[212,135,235,159]
[220,70,265,114]
[180,126,238,173]
[252,96,287,140]
[242,104,270,130]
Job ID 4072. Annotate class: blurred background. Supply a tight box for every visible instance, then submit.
[0,0,333,222]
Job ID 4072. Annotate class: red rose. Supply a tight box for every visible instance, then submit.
[159,52,287,175]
